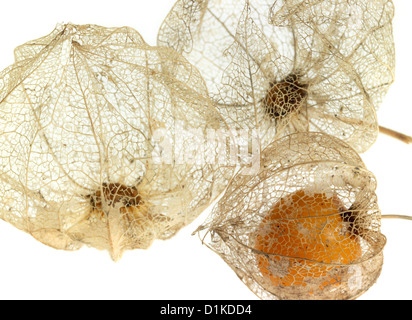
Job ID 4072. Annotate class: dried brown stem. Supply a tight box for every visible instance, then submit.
[379,126,412,144]
[381,214,412,221]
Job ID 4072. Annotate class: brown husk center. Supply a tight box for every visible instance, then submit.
[263,74,308,122]
[87,182,143,213]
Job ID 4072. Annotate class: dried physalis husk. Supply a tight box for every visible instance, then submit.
[0,23,234,261]
[270,0,395,112]
[158,0,395,153]
[196,132,386,300]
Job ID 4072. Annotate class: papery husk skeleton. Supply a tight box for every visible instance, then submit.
[0,23,234,261]
[195,132,386,300]
[158,0,396,152]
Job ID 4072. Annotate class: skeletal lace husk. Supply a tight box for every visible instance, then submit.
[158,0,395,153]
[0,23,234,261]
[195,132,386,300]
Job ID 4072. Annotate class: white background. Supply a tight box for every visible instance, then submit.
[0,0,411,300]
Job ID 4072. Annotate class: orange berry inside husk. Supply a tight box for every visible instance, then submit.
[254,189,362,295]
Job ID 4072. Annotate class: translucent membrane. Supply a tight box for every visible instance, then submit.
[196,132,386,300]
[158,0,395,153]
[0,23,234,261]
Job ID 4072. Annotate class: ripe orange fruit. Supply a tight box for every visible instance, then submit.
[254,189,362,294]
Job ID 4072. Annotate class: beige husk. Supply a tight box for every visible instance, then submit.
[158,0,395,153]
[195,132,386,300]
[0,23,234,261]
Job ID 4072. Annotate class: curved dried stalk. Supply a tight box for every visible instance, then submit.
[381,214,412,221]
[195,132,386,300]
[0,23,234,261]
[158,0,395,153]
[379,126,412,144]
